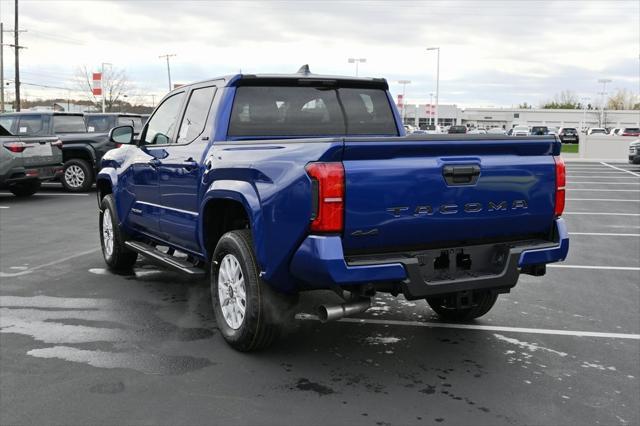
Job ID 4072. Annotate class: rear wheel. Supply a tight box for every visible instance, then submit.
[62,159,93,192]
[9,180,41,197]
[99,194,137,271]
[426,290,498,322]
[211,229,295,351]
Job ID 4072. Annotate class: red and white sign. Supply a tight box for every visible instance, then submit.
[426,103,435,116]
[397,94,404,109]
[92,72,102,96]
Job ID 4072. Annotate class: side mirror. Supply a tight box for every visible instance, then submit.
[109,125,134,144]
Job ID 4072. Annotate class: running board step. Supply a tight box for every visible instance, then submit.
[125,241,206,277]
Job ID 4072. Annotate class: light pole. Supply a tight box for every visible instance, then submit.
[101,62,112,113]
[397,80,411,123]
[580,96,590,131]
[597,78,612,127]
[159,54,176,91]
[426,47,440,130]
[348,57,366,77]
[429,92,434,126]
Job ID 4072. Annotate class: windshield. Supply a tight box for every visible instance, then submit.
[228,85,398,137]
[514,126,528,131]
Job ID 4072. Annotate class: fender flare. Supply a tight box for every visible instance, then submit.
[62,144,97,168]
[199,180,265,269]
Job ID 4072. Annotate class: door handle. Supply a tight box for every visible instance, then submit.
[442,165,481,185]
[182,160,199,171]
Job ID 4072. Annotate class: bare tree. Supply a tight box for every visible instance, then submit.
[74,65,131,112]
[606,89,639,110]
[541,90,580,109]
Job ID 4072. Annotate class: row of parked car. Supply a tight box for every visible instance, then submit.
[0,112,148,197]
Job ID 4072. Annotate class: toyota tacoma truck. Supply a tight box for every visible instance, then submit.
[96,68,570,351]
[0,112,113,192]
[0,124,63,197]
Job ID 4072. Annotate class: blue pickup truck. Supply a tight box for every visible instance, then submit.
[96,68,569,351]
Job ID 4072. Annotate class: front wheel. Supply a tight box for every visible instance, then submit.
[211,229,295,352]
[426,290,498,322]
[10,180,41,197]
[99,194,137,271]
[62,159,93,192]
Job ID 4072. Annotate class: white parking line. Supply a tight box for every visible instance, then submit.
[0,248,100,277]
[601,162,640,177]
[548,264,640,271]
[304,317,640,340]
[0,192,89,197]
[566,198,640,202]
[569,232,640,237]
[563,212,640,216]
[0,206,9,209]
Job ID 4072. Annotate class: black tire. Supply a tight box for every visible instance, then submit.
[9,180,41,197]
[62,159,94,192]
[99,194,137,271]
[211,229,295,352]
[426,290,498,322]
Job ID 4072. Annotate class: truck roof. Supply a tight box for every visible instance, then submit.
[171,69,389,95]
[1,111,84,117]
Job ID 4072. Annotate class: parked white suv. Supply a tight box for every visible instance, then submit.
[512,125,530,136]
[588,128,607,135]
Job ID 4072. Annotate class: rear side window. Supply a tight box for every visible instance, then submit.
[228,86,397,137]
[18,115,50,136]
[116,116,143,132]
[0,116,17,134]
[85,116,112,132]
[53,115,86,133]
[624,128,640,132]
[177,86,216,143]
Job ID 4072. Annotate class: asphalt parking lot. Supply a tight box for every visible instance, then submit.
[1,161,639,426]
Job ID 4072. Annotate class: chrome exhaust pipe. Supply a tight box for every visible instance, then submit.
[317,298,371,323]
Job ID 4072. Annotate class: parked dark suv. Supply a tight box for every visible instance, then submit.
[530,126,549,136]
[0,112,113,192]
[558,127,579,144]
[448,125,467,134]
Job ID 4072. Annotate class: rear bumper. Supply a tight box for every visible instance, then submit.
[0,164,63,185]
[290,218,569,298]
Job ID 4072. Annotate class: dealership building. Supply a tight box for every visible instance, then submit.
[399,103,640,130]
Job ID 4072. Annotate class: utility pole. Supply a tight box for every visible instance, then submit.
[101,62,112,112]
[159,54,176,91]
[1,22,4,113]
[14,0,20,111]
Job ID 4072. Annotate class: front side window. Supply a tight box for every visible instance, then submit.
[53,115,86,133]
[177,86,216,144]
[18,115,50,136]
[144,92,186,145]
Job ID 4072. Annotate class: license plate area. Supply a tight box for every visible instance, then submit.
[413,244,510,283]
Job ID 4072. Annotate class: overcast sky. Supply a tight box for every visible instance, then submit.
[0,0,638,107]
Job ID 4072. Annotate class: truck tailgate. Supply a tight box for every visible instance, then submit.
[20,137,61,167]
[342,136,559,253]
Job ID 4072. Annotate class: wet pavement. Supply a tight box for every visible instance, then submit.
[1,163,639,426]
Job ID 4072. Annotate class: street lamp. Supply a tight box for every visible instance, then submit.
[429,92,434,126]
[597,78,612,127]
[580,96,590,132]
[397,80,411,123]
[426,47,440,130]
[348,57,366,77]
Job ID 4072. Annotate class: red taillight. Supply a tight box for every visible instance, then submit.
[554,156,566,217]
[305,162,344,233]
[51,139,63,149]
[3,142,27,153]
